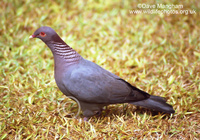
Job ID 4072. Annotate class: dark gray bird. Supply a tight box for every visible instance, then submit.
[30,26,175,119]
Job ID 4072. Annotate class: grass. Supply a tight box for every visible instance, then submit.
[0,0,199,139]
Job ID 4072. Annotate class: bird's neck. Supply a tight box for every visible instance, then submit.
[47,41,82,66]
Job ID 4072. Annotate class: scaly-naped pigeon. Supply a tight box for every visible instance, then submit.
[30,26,175,119]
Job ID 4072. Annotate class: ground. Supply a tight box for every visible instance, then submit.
[0,0,199,139]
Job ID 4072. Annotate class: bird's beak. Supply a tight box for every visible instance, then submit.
[29,35,36,39]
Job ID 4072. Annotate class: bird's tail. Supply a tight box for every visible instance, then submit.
[131,95,175,114]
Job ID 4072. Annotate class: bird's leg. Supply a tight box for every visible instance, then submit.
[83,117,89,121]
[94,110,102,116]
[94,107,106,116]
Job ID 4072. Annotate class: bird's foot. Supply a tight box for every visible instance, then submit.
[83,117,89,121]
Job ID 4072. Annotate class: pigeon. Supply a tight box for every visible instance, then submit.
[30,26,175,119]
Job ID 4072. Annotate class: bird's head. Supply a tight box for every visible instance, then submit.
[29,26,62,44]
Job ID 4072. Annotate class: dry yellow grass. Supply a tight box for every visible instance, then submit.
[0,0,199,139]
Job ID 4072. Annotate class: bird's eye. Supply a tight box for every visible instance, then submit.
[40,32,46,37]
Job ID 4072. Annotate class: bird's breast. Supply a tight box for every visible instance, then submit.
[54,64,75,96]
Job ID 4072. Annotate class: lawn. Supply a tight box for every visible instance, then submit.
[0,0,199,139]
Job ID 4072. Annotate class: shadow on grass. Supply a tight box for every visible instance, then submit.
[58,100,173,121]
[76,104,173,122]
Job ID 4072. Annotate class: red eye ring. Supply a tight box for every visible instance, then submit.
[40,32,46,37]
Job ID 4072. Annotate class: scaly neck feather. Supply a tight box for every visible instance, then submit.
[48,40,82,65]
